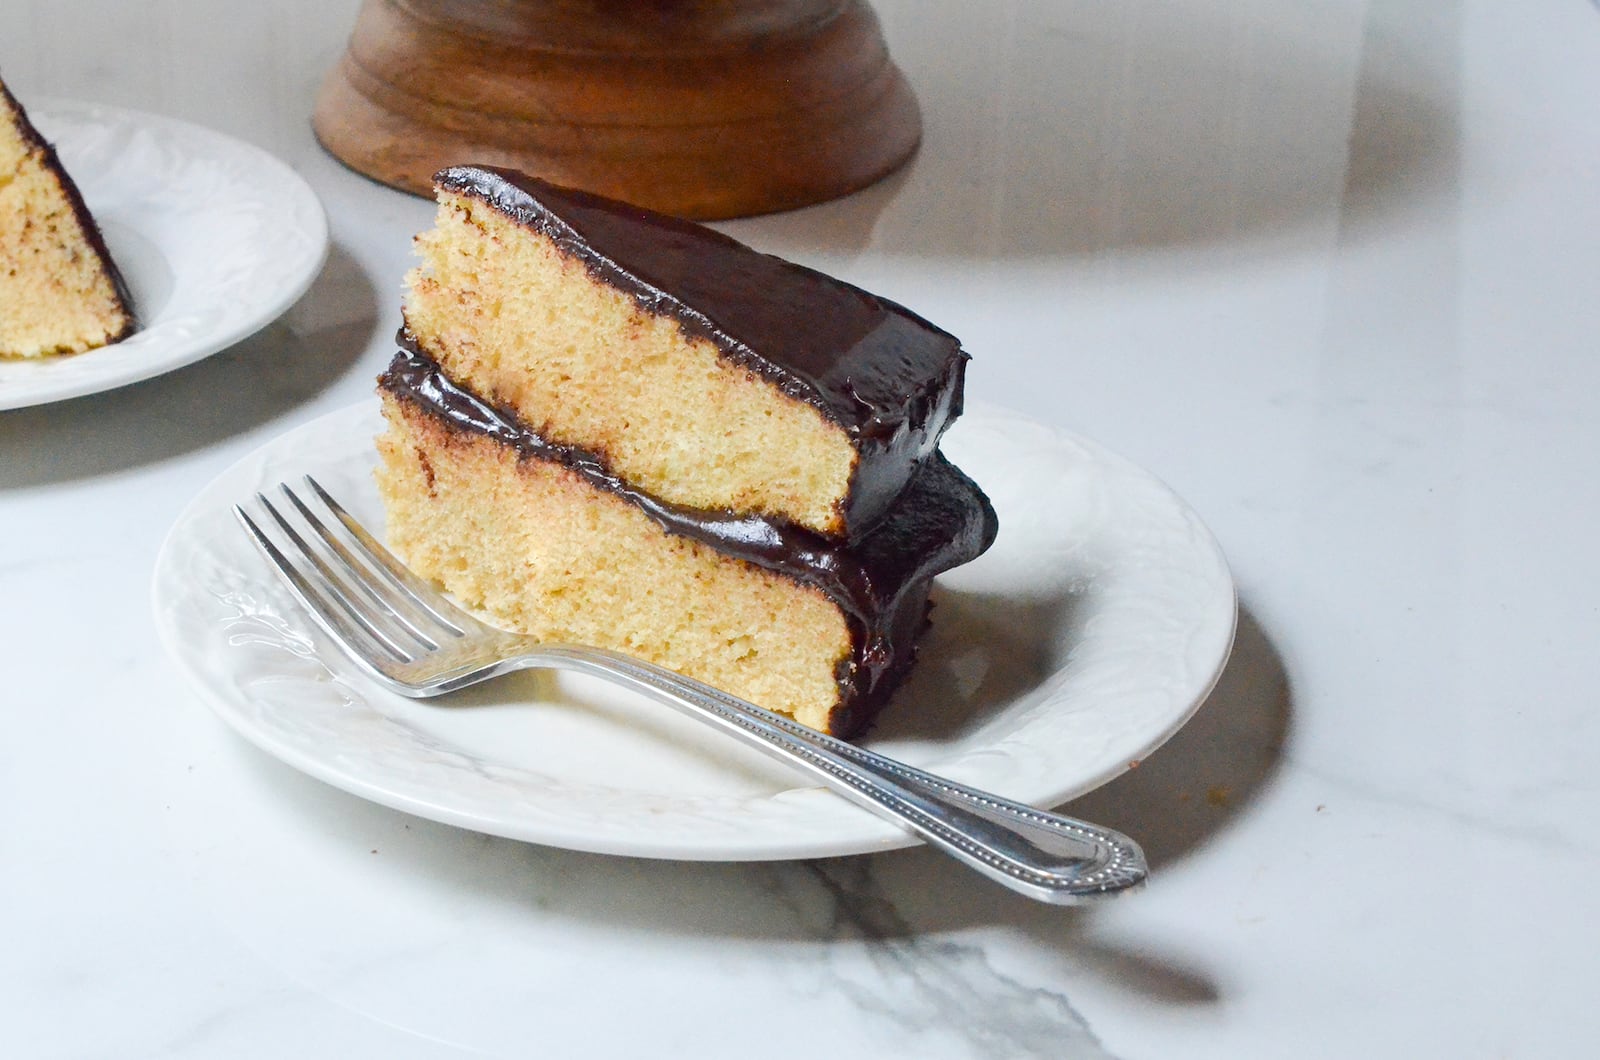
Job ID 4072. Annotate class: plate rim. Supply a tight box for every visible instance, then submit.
[152,399,1237,861]
[0,97,329,410]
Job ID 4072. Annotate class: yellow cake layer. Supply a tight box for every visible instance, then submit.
[0,82,131,358]
[375,390,856,734]
[403,190,859,539]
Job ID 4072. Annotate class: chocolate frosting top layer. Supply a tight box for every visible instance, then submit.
[433,166,967,514]
[381,342,998,724]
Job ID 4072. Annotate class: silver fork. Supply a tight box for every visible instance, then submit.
[234,475,1148,905]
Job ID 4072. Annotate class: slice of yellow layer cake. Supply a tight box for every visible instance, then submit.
[0,77,133,358]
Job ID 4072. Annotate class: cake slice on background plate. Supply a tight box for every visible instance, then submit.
[377,167,997,738]
[0,75,134,358]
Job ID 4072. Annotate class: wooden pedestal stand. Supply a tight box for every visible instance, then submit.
[312,0,921,220]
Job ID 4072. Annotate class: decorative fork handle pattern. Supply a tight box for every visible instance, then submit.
[532,646,1148,904]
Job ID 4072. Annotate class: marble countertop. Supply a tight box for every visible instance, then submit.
[4,1,1597,1056]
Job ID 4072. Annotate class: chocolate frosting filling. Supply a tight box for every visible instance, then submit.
[381,342,998,728]
[433,165,967,542]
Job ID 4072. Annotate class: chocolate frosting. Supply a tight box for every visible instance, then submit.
[381,342,998,734]
[433,165,967,543]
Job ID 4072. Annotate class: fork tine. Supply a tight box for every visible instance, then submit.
[247,490,421,663]
[276,481,447,651]
[234,502,413,668]
[303,474,478,636]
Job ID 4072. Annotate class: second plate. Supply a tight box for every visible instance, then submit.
[0,99,327,410]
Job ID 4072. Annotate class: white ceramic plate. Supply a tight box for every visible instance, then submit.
[153,401,1235,861]
[0,99,327,410]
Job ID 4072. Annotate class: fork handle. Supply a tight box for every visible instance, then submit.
[539,646,1147,904]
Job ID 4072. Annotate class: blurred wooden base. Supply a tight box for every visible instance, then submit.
[312,0,921,220]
